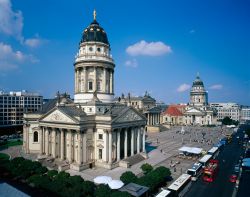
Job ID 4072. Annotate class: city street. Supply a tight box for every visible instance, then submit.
[186,127,245,197]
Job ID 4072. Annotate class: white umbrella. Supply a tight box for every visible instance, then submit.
[94,176,112,185]
[108,180,124,189]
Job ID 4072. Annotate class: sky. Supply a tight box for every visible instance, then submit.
[0,0,249,105]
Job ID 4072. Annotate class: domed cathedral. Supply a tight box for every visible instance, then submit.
[184,74,217,126]
[74,10,114,103]
[190,74,208,107]
[23,11,147,171]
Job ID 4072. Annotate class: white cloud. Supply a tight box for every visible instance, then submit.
[177,83,191,92]
[125,59,138,68]
[0,0,23,41]
[0,42,38,70]
[24,34,46,48]
[209,84,223,90]
[126,40,172,56]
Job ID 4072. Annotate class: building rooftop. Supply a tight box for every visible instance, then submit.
[119,183,149,197]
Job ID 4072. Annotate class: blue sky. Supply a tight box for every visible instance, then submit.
[0,0,249,105]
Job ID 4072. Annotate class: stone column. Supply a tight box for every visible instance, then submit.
[75,69,77,93]
[51,128,56,157]
[142,127,146,152]
[39,127,43,155]
[124,128,128,158]
[117,129,120,161]
[93,67,97,92]
[78,132,82,164]
[68,130,72,163]
[76,69,79,93]
[46,128,49,156]
[131,128,134,156]
[43,127,46,154]
[103,68,107,93]
[112,70,114,94]
[84,67,88,92]
[108,131,112,163]
[110,70,113,94]
[26,126,30,153]
[137,127,140,154]
[82,132,87,163]
[60,129,64,160]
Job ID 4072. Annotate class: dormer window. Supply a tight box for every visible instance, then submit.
[97,47,101,52]
[89,47,93,52]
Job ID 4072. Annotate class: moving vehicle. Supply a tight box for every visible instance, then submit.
[207,147,219,159]
[229,174,237,183]
[199,154,212,167]
[234,164,240,173]
[187,162,203,181]
[155,189,172,197]
[167,174,192,197]
[203,159,219,182]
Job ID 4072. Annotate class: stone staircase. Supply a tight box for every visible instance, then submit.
[123,154,145,167]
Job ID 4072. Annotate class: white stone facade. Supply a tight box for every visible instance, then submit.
[210,103,240,121]
[23,12,147,171]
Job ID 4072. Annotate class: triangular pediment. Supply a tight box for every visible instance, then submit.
[41,109,77,123]
[112,107,146,123]
[185,107,204,115]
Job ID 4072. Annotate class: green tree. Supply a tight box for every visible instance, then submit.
[47,170,58,179]
[140,163,153,174]
[95,184,111,197]
[245,128,250,137]
[120,171,137,184]
[222,117,233,125]
[82,180,96,196]
[111,191,131,197]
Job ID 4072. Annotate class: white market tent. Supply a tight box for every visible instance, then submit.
[108,180,124,189]
[179,146,203,154]
[94,176,112,185]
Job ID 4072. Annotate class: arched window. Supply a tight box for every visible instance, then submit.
[33,131,38,142]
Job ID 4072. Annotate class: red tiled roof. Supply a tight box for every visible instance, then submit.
[164,105,184,116]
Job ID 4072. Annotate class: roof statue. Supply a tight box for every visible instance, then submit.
[93,9,97,20]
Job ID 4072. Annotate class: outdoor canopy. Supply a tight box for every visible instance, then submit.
[93,176,112,185]
[108,180,124,189]
[178,146,203,154]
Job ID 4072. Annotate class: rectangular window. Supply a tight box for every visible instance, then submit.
[97,81,101,91]
[99,149,102,159]
[88,81,93,90]
[98,134,103,140]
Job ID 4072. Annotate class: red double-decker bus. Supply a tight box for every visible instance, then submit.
[203,159,219,182]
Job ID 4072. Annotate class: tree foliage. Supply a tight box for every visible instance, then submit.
[140,163,153,174]
[110,191,131,197]
[120,171,137,184]
[95,184,111,197]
